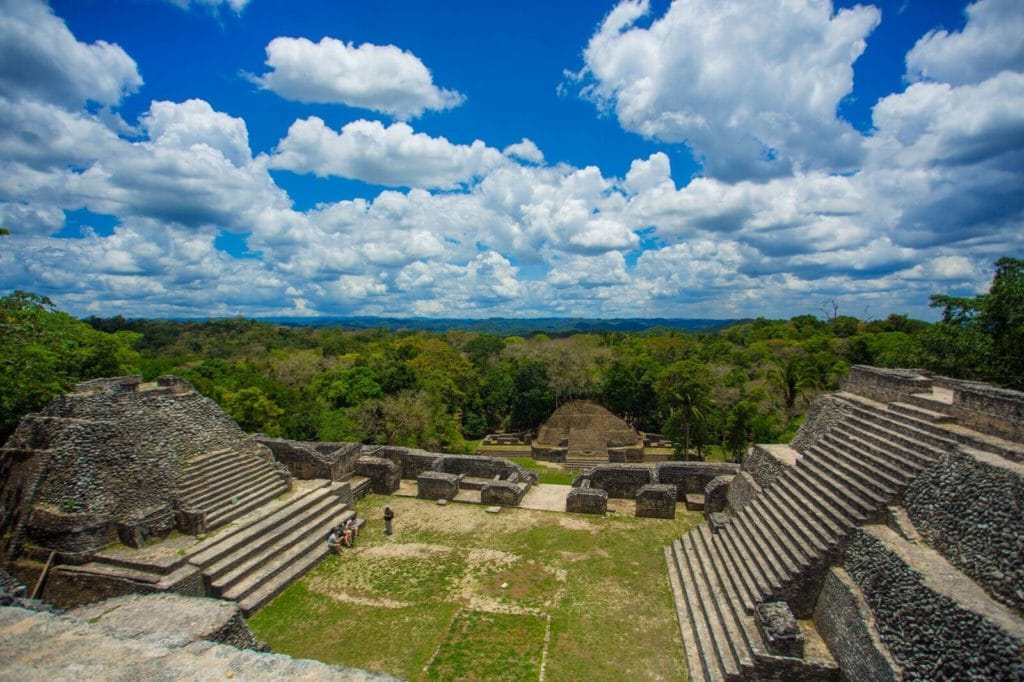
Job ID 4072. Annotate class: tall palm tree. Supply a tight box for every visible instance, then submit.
[768,355,818,422]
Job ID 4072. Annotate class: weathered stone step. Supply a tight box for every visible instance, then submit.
[767,482,839,550]
[716,524,765,611]
[820,432,915,487]
[888,401,954,424]
[738,504,800,581]
[205,494,346,587]
[730,514,784,592]
[176,456,268,500]
[798,444,880,512]
[681,533,741,679]
[838,391,956,440]
[906,392,955,413]
[761,487,833,557]
[843,410,953,456]
[693,525,764,665]
[804,447,889,511]
[828,426,928,476]
[746,497,811,571]
[786,466,863,531]
[218,504,351,600]
[811,442,901,501]
[205,479,291,530]
[190,483,338,572]
[664,543,712,682]
[181,448,237,473]
[181,466,282,511]
[944,425,1024,463]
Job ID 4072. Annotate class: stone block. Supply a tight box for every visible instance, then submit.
[354,456,401,494]
[756,601,805,658]
[174,508,206,536]
[115,505,174,549]
[588,464,653,499]
[703,475,733,516]
[566,486,608,515]
[416,471,460,500]
[635,484,677,519]
[726,470,762,514]
[708,512,730,534]
[480,480,527,507]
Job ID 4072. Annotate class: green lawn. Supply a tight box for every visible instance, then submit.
[508,457,578,485]
[249,495,702,681]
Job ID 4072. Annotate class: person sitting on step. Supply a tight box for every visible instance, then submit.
[344,516,359,544]
[327,527,345,553]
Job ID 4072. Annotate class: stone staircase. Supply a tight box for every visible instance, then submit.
[665,390,971,681]
[175,448,291,531]
[187,481,355,616]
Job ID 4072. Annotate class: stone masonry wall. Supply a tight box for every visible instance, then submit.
[742,445,793,489]
[902,448,1024,615]
[580,465,653,499]
[844,527,1024,680]
[255,437,361,480]
[789,393,851,457]
[814,567,902,682]
[841,365,933,404]
[654,461,739,499]
[945,379,1024,444]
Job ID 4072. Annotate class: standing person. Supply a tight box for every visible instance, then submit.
[383,505,394,536]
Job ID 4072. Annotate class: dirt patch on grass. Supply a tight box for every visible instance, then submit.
[559,548,610,562]
[359,542,452,560]
[307,585,411,610]
[557,516,599,532]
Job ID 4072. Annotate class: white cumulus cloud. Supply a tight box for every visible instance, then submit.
[906,0,1024,85]
[0,0,141,108]
[270,118,504,189]
[575,0,879,180]
[254,36,464,119]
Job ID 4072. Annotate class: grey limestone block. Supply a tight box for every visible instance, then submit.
[416,471,460,500]
[755,601,805,658]
[635,483,677,519]
[565,486,608,514]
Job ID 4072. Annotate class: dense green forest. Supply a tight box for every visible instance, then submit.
[2,257,1021,458]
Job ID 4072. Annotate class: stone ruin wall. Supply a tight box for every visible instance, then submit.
[0,376,279,562]
[901,448,1024,615]
[254,437,362,481]
[840,527,1024,680]
[844,364,1024,447]
[572,461,740,500]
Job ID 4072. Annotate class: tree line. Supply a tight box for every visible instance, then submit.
[2,257,1021,458]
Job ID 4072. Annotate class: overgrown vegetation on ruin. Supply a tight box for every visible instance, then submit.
[249,495,703,681]
[3,257,1021,450]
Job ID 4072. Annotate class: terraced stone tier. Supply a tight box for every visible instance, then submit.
[175,448,291,531]
[665,390,957,680]
[187,481,355,616]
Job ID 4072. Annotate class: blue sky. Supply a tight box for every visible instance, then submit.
[1,0,1021,320]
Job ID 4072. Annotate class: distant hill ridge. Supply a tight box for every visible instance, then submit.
[256,316,747,335]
